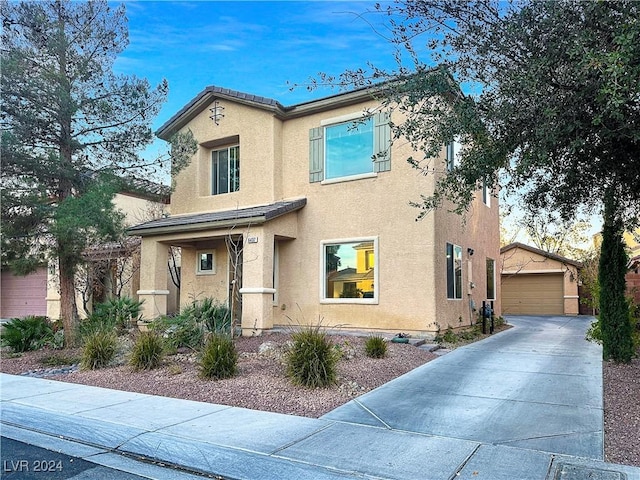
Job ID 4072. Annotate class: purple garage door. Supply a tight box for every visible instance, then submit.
[1,268,47,319]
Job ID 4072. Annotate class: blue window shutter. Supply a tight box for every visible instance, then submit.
[309,127,324,182]
[373,111,391,172]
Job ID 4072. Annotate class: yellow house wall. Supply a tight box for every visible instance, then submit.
[501,246,580,315]
[153,96,499,336]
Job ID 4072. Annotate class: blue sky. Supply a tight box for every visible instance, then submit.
[113,1,400,138]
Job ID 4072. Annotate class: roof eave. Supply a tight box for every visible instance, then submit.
[128,215,266,237]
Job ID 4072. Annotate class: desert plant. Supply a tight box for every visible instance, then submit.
[94,296,144,333]
[150,315,205,350]
[182,298,231,335]
[39,353,81,367]
[199,334,238,380]
[286,325,338,388]
[365,335,387,359]
[130,331,164,370]
[0,316,53,352]
[81,330,117,370]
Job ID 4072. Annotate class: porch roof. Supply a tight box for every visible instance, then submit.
[127,198,306,237]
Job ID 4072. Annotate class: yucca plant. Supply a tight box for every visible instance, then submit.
[286,325,338,388]
[0,316,53,352]
[199,334,238,380]
[81,330,117,370]
[365,335,387,359]
[129,331,164,370]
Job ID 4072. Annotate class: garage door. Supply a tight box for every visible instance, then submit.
[501,273,564,315]
[1,268,47,319]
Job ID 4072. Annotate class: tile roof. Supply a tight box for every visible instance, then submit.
[127,198,306,236]
[500,242,583,268]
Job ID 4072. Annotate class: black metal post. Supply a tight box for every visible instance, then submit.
[482,300,487,334]
[490,300,495,334]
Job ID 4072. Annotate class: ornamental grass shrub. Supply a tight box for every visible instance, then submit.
[364,335,387,359]
[286,325,338,388]
[81,330,117,370]
[199,334,238,380]
[129,331,164,370]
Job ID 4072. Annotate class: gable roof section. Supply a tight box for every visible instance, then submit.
[156,84,384,140]
[127,198,306,236]
[500,242,583,268]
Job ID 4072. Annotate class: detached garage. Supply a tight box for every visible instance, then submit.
[500,243,582,316]
[1,268,48,319]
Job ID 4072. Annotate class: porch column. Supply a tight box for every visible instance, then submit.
[239,229,274,336]
[137,238,169,320]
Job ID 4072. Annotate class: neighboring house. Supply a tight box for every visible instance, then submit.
[500,242,582,316]
[0,180,175,320]
[129,85,500,337]
[629,255,640,305]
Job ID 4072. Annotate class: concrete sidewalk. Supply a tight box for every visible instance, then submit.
[2,315,639,479]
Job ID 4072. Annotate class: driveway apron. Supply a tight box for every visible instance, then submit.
[322,315,603,459]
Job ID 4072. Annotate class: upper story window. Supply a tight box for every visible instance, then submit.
[482,179,491,207]
[309,111,391,183]
[212,145,239,195]
[446,138,462,172]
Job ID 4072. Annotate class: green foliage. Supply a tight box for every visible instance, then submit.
[150,315,205,350]
[93,297,144,334]
[181,298,231,335]
[0,316,53,352]
[598,195,634,363]
[364,335,387,359]
[199,334,238,380]
[1,0,168,334]
[129,331,165,371]
[81,330,117,370]
[286,325,338,388]
[435,327,457,344]
[150,298,232,350]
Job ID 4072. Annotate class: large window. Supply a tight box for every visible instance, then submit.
[212,145,239,195]
[325,117,374,180]
[486,258,496,300]
[446,243,463,299]
[309,111,391,183]
[322,237,378,303]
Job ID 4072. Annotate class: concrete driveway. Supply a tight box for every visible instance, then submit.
[323,315,604,459]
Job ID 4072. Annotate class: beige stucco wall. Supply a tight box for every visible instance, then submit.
[501,246,580,315]
[141,95,500,336]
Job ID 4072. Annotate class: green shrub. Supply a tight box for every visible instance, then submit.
[130,331,164,370]
[94,297,144,334]
[182,298,231,335]
[364,335,387,359]
[81,330,117,370]
[435,327,457,344]
[286,325,338,388]
[150,315,205,350]
[1,316,53,352]
[39,353,81,367]
[199,334,238,380]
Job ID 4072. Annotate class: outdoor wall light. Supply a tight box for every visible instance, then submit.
[467,248,474,256]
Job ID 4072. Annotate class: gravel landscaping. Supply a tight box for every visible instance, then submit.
[1,329,638,468]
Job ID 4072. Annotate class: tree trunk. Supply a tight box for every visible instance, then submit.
[598,192,633,363]
[59,256,79,347]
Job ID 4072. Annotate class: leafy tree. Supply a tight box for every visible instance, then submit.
[316,0,638,361]
[516,209,589,260]
[0,1,195,345]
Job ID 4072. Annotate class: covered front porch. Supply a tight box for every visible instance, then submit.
[128,199,306,335]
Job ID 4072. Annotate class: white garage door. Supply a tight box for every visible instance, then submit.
[1,268,48,319]
[501,273,564,315]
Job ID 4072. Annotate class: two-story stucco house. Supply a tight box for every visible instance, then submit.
[129,85,500,337]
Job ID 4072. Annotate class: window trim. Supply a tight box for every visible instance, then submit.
[482,180,491,207]
[446,138,462,172]
[446,243,463,300]
[320,236,379,305]
[196,250,216,275]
